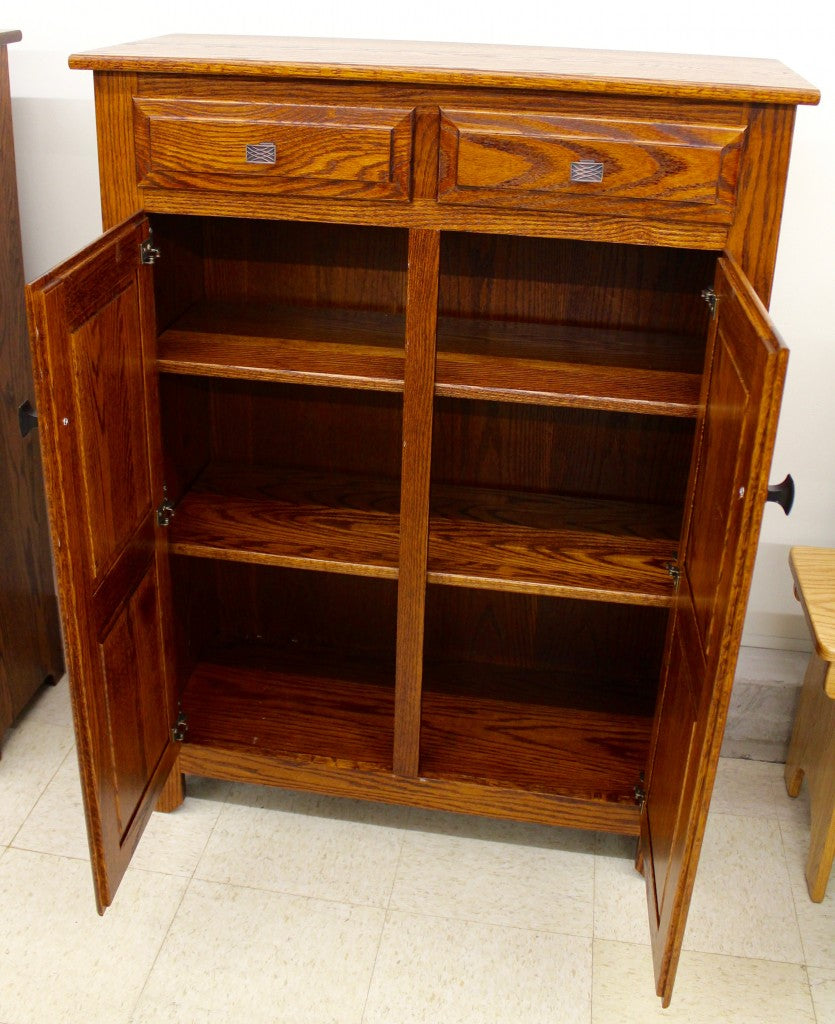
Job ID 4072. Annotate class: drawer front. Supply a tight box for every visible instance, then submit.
[438,109,746,218]
[134,99,415,201]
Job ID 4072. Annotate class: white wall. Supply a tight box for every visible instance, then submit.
[5,2,834,648]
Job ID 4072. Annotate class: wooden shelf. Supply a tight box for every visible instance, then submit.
[435,316,704,416]
[157,302,702,414]
[167,464,401,577]
[428,483,680,604]
[157,302,406,391]
[180,644,395,770]
[421,663,652,802]
[167,464,678,601]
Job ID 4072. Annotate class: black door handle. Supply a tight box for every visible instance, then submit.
[18,400,38,438]
[766,474,794,515]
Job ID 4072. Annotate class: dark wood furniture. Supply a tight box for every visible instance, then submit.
[26,36,818,1004]
[0,29,63,747]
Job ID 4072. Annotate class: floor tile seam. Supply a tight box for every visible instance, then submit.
[359,906,393,1024]
[5,839,90,865]
[383,821,408,912]
[776,813,820,968]
[188,872,393,913]
[125,868,192,1023]
[594,933,811,972]
[4,736,76,850]
[381,903,595,942]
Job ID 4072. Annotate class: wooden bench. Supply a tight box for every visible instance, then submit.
[785,546,835,901]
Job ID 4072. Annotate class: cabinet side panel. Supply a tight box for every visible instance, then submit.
[726,104,795,306]
[94,72,142,227]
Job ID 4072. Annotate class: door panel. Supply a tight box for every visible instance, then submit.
[27,214,177,911]
[643,256,788,1004]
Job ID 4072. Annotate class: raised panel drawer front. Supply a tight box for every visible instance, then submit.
[134,99,415,200]
[438,109,746,217]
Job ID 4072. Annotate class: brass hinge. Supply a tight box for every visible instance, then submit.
[140,234,161,265]
[171,709,188,743]
[157,484,175,527]
[634,772,646,809]
[665,561,681,588]
[701,287,717,318]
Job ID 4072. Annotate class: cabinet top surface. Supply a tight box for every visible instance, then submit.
[68,34,819,105]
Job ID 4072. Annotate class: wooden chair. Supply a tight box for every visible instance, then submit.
[785,547,835,901]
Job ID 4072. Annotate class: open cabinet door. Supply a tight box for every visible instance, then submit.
[27,214,178,911]
[641,256,788,1005]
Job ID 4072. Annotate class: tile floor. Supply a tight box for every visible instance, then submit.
[1,677,833,1024]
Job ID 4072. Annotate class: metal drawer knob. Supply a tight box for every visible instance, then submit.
[570,160,604,183]
[246,143,276,165]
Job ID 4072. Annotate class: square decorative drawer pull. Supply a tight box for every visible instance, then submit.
[570,160,605,182]
[245,143,276,164]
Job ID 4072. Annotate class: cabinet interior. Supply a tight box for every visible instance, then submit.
[152,212,718,810]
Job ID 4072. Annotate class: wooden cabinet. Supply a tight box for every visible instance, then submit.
[26,36,818,1004]
[0,29,63,746]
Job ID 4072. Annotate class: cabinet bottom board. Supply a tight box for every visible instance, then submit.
[176,647,649,832]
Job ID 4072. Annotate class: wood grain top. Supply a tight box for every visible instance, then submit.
[0,30,22,47]
[790,547,835,659]
[68,35,820,105]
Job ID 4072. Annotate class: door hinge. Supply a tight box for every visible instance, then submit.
[171,709,188,743]
[701,287,717,318]
[665,561,681,589]
[157,484,175,527]
[634,772,646,809]
[140,234,161,265]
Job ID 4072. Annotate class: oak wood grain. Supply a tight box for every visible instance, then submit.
[69,35,819,105]
[790,547,835,693]
[393,228,438,776]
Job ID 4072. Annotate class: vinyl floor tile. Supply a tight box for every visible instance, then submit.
[364,910,593,1024]
[0,716,74,846]
[131,878,384,1024]
[0,848,186,1024]
[196,784,408,907]
[592,939,815,1023]
[390,810,596,936]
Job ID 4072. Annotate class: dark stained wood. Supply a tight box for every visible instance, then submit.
[393,228,439,777]
[427,484,679,604]
[726,104,796,305]
[179,739,640,834]
[157,303,406,391]
[182,644,395,769]
[134,98,415,201]
[34,37,813,1005]
[420,685,652,804]
[439,109,744,219]
[0,32,63,742]
[643,255,789,1004]
[168,464,401,577]
[26,215,176,910]
[156,299,702,413]
[69,36,819,106]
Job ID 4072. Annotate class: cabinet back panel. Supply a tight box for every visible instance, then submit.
[207,380,403,477]
[171,560,398,663]
[432,398,694,505]
[424,587,664,717]
[202,218,408,313]
[149,214,206,331]
[439,233,715,335]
